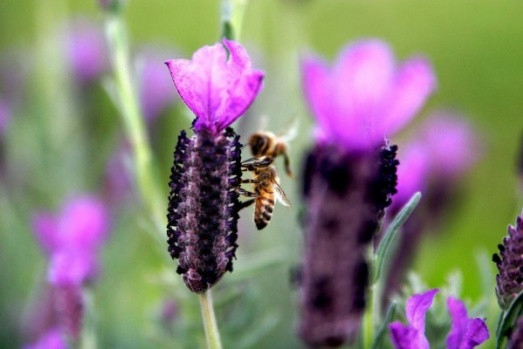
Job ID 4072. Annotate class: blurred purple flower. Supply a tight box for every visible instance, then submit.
[165,39,264,135]
[33,196,109,286]
[0,96,11,136]
[24,328,67,349]
[138,48,179,122]
[165,40,263,293]
[389,289,439,349]
[298,39,434,347]
[66,19,109,84]
[103,140,133,205]
[393,144,430,204]
[302,40,436,150]
[446,297,489,349]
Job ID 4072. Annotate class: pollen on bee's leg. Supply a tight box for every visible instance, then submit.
[166,127,242,293]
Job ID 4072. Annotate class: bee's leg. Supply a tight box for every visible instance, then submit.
[241,179,259,184]
[283,153,293,178]
[239,199,255,210]
[241,156,273,168]
[236,188,258,198]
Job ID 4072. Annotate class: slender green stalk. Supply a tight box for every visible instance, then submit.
[103,12,165,235]
[199,290,223,349]
[221,0,249,41]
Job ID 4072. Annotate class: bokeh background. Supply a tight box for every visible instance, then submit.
[1,0,522,348]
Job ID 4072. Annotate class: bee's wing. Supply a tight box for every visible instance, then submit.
[274,182,291,207]
[277,117,299,143]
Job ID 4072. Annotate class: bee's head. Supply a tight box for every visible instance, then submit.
[248,132,270,157]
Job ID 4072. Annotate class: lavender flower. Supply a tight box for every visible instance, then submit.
[509,317,523,348]
[298,40,435,346]
[138,48,179,122]
[493,214,523,309]
[33,196,109,338]
[165,39,264,293]
[66,19,109,84]
[384,113,479,305]
[389,290,489,349]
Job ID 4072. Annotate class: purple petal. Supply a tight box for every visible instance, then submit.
[48,250,97,286]
[138,48,179,122]
[24,328,67,349]
[33,212,59,254]
[420,113,479,177]
[406,288,439,333]
[381,57,436,137]
[446,297,489,349]
[332,40,394,148]
[57,196,109,251]
[301,55,333,145]
[389,322,429,349]
[165,40,264,134]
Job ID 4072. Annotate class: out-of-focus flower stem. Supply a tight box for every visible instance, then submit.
[221,0,248,41]
[104,12,165,235]
[199,290,222,349]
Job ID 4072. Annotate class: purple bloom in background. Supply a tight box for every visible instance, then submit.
[24,328,67,349]
[165,40,263,293]
[66,19,109,84]
[382,113,479,307]
[298,39,435,347]
[389,289,439,349]
[302,40,435,150]
[33,195,109,286]
[103,140,133,206]
[389,290,488,349]
[0,96,11,137]
[138,47,179,122]
[33,196,109,338]
[446,297,489,349]
[509,317,523,348]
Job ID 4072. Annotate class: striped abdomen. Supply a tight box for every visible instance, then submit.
[254,187,275,230]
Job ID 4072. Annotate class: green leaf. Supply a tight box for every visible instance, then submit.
[373,192,422,283]
[496,290,523,349]
[371,302,397,349]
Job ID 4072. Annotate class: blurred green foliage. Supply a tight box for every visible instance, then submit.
[1,0,522,347]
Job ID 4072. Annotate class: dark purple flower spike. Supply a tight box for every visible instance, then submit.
[298,40,435,347]
[493,214,523,309]
[165,40,264,293]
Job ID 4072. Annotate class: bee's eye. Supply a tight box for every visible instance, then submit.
[250,136,266,156]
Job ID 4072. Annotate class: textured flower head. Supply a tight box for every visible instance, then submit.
[33,196,109,285]
[389,289,439,349]
[66,19,109,84]
[389,290,489,349]
[493,214,523,309]
[138,47,179,122]
[302,40,436,150]
[165,39,264,135]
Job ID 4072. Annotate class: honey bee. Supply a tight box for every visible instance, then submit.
[247,130,294,178]
[238,159,291,230]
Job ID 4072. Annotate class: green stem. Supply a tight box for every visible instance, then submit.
[103,12,165,235]
[221,0,249,41]
[199,290,223,349]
